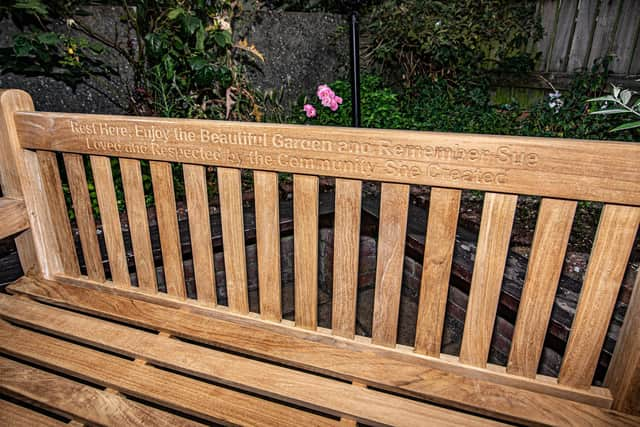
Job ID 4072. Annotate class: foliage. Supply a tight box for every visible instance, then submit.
[587,83,640,132]
[361,0,542,87]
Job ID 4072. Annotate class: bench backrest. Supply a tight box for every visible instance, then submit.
[1,89,639,415]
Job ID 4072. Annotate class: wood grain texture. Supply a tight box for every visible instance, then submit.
[0,294,504,427]
[0,399,66,427]
[10,277,638,426]
[548,0,579,71]
[372,183,410,347]
[90,155,130,287]
[294,174,319,330]
[559,205,640,388]
[331,178,362,339]
[507,198,576,378]
[217,167,249,313]
[0,197,29,240]
[37,150,80,276]
[0,357,204,427]
[0,320,335,427]
[567,0,599,71]
[183,164,215,303]
[63,154,105,282]
[414,188,461,356]
[13,111,640,205]
[587,0,623,67]
[150,161,185,298]
[609,0,640,73]
[460,193,518,367]
[254,171,281,321]
[537,0,561,70]
[119,158,156,292]
[605,269,640,415]
[0,90,39,276]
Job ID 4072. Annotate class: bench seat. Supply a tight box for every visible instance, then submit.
[1,275,638,427]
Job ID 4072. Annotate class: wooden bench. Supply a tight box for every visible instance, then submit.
[0,88,639,426]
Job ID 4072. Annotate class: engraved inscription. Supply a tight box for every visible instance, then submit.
[68,118,543,185]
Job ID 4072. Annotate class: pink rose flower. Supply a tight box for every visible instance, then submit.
[321,96,333,107]
[329,99,339,111]
[303,104,317,118]
[334,96,343,104]
[316,84,335,100]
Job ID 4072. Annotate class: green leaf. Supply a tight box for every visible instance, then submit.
[195,26,205,51]
[213,30,232,48]
[36,32,59,46]
[586,95,616,102]
[183,15,201,35]
[620,89,633,105]
[13,0,48,16]
[589,108,628,115]
[610,121,640,132]
[167,7,184,20]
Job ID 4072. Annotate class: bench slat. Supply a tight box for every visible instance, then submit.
[254,171,281,321]
[372,183,410,347]
[507,198,576,378]
[559,204,640,388]
[0,357,204,426]
[414,187,461,356]
[120,158,157,292]
[184,164,216,303]
[0,399,66,427]
[150,161,185,298]
[38,151,80,276]
[90,155,130,287]
[0,294,504,427]
[218,167,249,313]
[0,197,29,240]
[0,320,335,427]
[294,174,319,329]
[63,154,105,282]
[332,178,362,339]
[460,193,518,367]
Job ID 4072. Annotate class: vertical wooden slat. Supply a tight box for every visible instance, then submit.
[218,167,249,313]
[293,174,319,330]
[567,0,599,71]
[0,90,39,276]
[507,198,576,378]
[559,204,640,388]
[609,0,640,73]
[414,188,461,356]
[90,156,130,287]
[371,183,410,347]
[548,0,579,71]
[184,164,216,304]
[459,193,518,367]
[150,161,185,298]
[254,171,281,321]
[37,151,80,276]
[63,154,105,282]
[332,178,362,339]
[587,0,624,67]
[536,0,560,71]
[120,158,156,293]
[605,269,640,415]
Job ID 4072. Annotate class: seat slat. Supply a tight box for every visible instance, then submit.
[507,198,576,378]
[0,357,204,427]
[332,178,362,339]
[63,154,105,282]
[559,204,640,388]
[217,167,249,313]
[37,151,80,276]
[150,161,185,298]
[184,164,216,304]
[120,158,157,292]
[254,171,281,321]
[90,155,130,287]
[0,294,504,427]
[0,320,337,427]
[294,174,319,330]
[0,399,66,427]
[414,188,461,356]
[372,183,410,347]
[459,193,518,367]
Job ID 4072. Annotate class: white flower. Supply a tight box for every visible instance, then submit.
[435,21,442,27]
[215,16,231,31]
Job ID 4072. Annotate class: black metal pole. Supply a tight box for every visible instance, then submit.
[349,10,361,128]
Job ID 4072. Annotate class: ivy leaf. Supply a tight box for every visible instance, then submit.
[610,121,640,132]
[183,15,201,35]
[36,32,59,46]
[195,26,205,51]
[167,7,184,20]
[213,30,232,48]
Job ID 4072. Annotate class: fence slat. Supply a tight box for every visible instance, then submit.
[294,174,319,330]
[37,151,80,277]
[184,164,216,304]
[90,155,130,287]
[610,0,640,73]
[371,183,410,347]
[414,188,461,356]
[559,204,640,388]
[150,161,185,298]
[120,158,156,293]
[507,198,576,378]
[587,0,623,67]
[567,0,599,71]
[548,0,579,71]
[536,0,560,71]
[254,171,281,321]
[218,167,249,313]
[459,193,518,367]
[332,178,362,339]
[63,154,105,282]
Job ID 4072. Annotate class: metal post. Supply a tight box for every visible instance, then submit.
[349,10,361,128]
